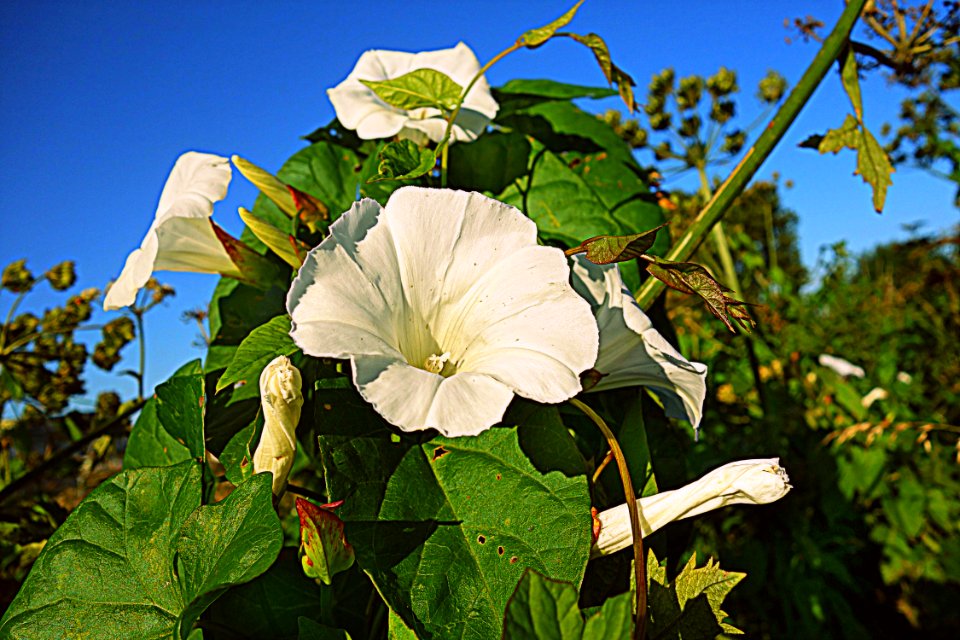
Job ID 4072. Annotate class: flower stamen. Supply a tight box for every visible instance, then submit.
[423,351,451,375]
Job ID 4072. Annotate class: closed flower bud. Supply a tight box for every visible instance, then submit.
[253,356,304,495]
[592,458,791,557]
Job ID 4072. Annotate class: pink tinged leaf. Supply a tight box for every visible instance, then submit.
[565,223,668,265]
[645,257,756,333]
[296,497,355,585]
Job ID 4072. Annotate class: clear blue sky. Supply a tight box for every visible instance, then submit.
[1,1,956,399]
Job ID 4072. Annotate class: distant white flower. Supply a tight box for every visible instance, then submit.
[570,257,708,428]
[328,42,499,144]
[103,152,239,310]
[593,458,791,556]
[287,187,598,437]
[253,356,304,496]
[861,386,888,408]
[818,354,865,378]
[896,371,912,385]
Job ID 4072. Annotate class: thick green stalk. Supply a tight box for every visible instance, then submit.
[636,0,868,309]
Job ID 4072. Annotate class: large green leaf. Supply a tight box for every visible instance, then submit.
[0,462,201,638]
[317,389,592,639]
[502,569,633,639]
[124,397,192,469]
[0,466,283,640]
[498,100,633,160]
[176,473,284,635]
[275,141,364,222]
[206,278,288,372]
[217,315,298,393]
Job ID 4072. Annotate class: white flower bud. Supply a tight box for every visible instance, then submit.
[592,458,791,557]
[253,356,304,495]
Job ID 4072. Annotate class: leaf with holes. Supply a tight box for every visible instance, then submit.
[317,389,591,639]
[565,224,667,265]
[361,68,463,112]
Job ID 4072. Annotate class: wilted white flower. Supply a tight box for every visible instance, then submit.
[287,187,598,437]
[253,356,304,495]
[818,354,865,378]
[104,152,239,310]
[593,458,791,556]
[327,42,499,144]
[570,257,707,428]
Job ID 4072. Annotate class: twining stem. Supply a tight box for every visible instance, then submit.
[436,42,522,154]
[134,310,146,400]
[635,0,868,310]
[570,397,647,639]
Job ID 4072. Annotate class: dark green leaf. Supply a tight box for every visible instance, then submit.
[499,100,633,160]
[298,618,352,640]
[0,462,201,638]
[448,131,532,194]
[273,141,364,226]
[518,1,584,48]
[361,68,463,112]
[317,390,592,639]
[219,418,261,485]
[566,224,667,265]
[644,257,755,333]
[502,570,633,639]
[373,140,436,181]
[176,473,284,636]
[156,359,206,459]
[124,397,192,469]
[217,316,297,393]
[495,79,617,100]
[503,570,583,639]
[206,278,288,372]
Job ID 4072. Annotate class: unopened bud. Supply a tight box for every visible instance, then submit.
[592,458,791,557]
[253,356,303,495]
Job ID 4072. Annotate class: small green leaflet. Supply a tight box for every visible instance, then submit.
[371,139,436,181]
[217,315,298,392]
[361,68,463,112]
[564,32,636,112]
[647,550,746,638]
[805,47,894,212]
[644,256,755,333]
[517,1,584,48]
[565,224,667,265]
[502,569,633,639]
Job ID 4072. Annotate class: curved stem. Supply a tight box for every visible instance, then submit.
[570,397,646,639]
[134,310,145,400]
[635,0,868,310]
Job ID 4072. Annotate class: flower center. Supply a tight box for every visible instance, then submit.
[423,351,451,375]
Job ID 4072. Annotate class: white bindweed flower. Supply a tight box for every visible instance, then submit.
[253,356,304,496]
[818,354,865,378]
[593,458,791,557]
[287,187,599,437]
[327,42,498,144]
[570,257,708,428]
[104,152,241,310]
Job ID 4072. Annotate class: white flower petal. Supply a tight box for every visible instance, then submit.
[352,355,514,437]
[288,187,598,435]
[104,152,233,310]
[818,353,865,378]
[328,42,498,143]
[570,257,707,427]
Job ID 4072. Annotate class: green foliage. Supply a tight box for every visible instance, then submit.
[565,224,667,265]
[0,464,281,639]
[360,68,463,112]
[217,315,298,393]
[646,551,744,637]
[517,1,584,48]
[502,569,633,639]
[373,139,437,181]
